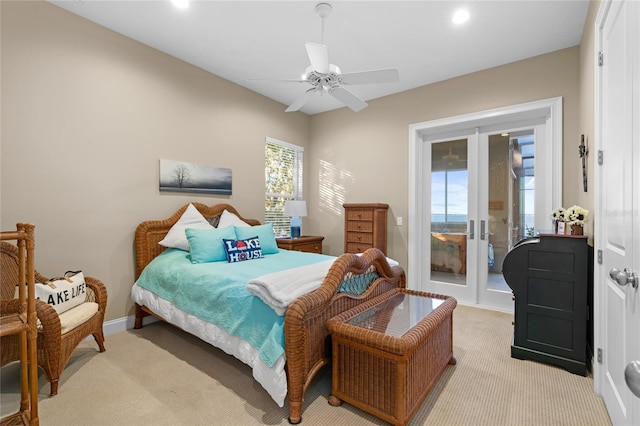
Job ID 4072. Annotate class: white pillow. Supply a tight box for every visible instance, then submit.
[159,203,212,251]
[217,209,250,228]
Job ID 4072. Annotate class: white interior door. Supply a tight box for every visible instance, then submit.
[596,1,640,425]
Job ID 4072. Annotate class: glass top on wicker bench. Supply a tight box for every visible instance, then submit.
[346,293,445,337]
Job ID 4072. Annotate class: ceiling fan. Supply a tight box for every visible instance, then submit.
[442,146,460,162]
[439,145,467,167]
[255,2,400,113]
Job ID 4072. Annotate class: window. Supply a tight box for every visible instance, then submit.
[265,137,304,236]
[431,170,469,231]
[431,140,468,233]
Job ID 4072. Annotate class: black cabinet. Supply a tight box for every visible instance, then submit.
[503,234,593,375]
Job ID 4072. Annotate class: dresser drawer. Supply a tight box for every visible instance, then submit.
[346,242,373,253]
[276,236,324,254]
[346,221,373,233]
[346,209,374,221]
[290,242,322,254]
[346,232,373,244]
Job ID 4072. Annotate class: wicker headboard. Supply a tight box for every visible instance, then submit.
[134,203,260,278]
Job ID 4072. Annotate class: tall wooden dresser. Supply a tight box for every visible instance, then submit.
[343,203,388,255]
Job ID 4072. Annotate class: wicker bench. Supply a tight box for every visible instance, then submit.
[327,289,457,426]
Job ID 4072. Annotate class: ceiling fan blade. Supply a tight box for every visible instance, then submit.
[330,87,368,112]
[285,90,316,112]
[305,42,330,74]
[340,68,400,85]
[248,78,307,83]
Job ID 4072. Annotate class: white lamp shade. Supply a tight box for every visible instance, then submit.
[284,200,307,217]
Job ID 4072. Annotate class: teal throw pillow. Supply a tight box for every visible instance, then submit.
[235,223,279,255]
[185,226,237,263]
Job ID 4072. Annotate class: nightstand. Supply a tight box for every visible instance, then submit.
[276,235,324,254]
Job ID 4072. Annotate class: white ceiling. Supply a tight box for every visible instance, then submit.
[49,1,589,115]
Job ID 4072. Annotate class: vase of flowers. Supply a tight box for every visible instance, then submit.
[550,207,566,234]
[564,205,589,235]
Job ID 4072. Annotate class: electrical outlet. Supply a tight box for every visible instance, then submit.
[396,217,403,226]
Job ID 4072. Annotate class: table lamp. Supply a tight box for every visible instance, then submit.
[284,200,307,238]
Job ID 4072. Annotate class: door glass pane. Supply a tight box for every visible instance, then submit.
[487,131,534,291]
[431,139,467,285]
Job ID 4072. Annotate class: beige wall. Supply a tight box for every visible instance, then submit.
[309,47,582,268]
[2,1,595,323]
[0,2,310,321]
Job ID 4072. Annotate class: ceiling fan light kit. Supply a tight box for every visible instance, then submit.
[260,2,400,113]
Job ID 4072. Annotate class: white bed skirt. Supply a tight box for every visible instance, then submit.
[131,283,287,407]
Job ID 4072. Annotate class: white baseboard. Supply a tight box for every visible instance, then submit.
[86,314,160,340]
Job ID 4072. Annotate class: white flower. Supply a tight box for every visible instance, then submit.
[550,207,566,221]
[564,205,589,225]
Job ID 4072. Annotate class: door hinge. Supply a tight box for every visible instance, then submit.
[598,150,604,165]
[598,348,603,364]
[597,249,603,264]
[598,51,604,66]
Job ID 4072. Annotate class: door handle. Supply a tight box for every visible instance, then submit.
[469,220,474,240]
[609,268,639,289]
[480,220,493,241]
[625,360,640,398]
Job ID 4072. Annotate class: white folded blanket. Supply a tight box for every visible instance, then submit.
[246,254,400,316]
[246,259,336,316]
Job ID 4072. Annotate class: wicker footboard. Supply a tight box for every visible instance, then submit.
[284,248,406,424]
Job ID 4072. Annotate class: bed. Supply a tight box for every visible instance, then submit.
[431,233,467,274]
[131,202,406,423]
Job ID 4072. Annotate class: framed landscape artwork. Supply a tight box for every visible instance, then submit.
[159,159,232,195]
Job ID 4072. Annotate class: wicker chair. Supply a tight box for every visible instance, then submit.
[0,242,107,396]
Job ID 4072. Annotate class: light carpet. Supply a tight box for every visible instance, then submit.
[0,305,611,425]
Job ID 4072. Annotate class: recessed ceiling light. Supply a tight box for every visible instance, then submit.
[452,9,470,25]
[171,0,189,9]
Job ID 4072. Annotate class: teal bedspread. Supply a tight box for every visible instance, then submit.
[135,248,334,368]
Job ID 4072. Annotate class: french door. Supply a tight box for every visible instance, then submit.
[408,98,562,312]
[424,124,544,311]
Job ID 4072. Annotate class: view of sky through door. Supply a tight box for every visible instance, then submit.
[431,139,468,228]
